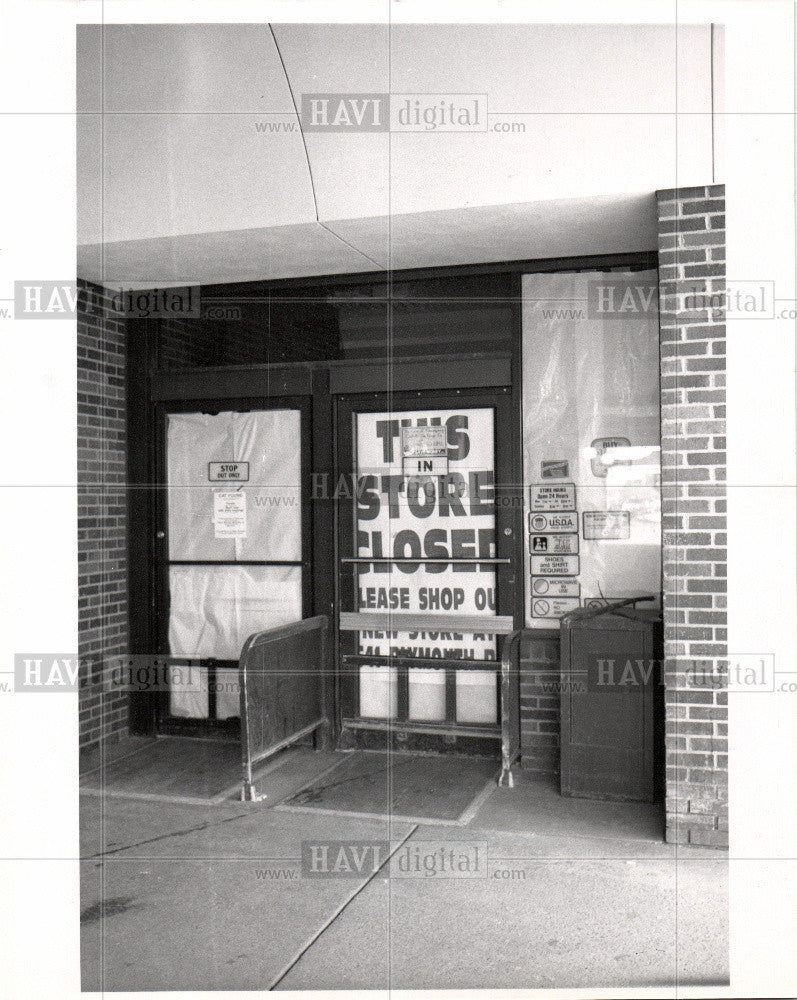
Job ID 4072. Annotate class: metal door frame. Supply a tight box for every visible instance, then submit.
[151,394,313,736]
[334,386,521,746]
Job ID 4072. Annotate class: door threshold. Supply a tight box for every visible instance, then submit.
[342,720,500,739]
[154,731,241,744]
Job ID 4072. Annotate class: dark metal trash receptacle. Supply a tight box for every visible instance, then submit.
[559,598,663,803]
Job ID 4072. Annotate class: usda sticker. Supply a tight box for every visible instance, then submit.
[529,511,578,533]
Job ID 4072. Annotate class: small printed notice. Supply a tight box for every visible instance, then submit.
[531,596,580,619]
[529,533,579,555]
[208,461,249,482]
[529,511,578,533]
[530,483,576,512]
[402,425,449,476]
[213,491,247,539]
[540,459,569,479]
[583,510,631,540]
[531,577,580,597]
[530,553,579,576]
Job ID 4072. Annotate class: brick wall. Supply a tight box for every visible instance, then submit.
[657,184,728,847]
[77,280,129,749]
[519,634,560,775]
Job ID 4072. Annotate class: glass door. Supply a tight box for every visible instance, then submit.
[336,391,517,750]
[157,402,307,733]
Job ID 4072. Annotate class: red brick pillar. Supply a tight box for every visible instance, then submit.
[656,185,728,847]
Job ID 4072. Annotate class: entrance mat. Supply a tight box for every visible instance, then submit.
[79,736,248,804]
[277,751,499,825]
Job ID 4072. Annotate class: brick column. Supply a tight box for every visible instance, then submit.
[657,184,728,847]
[78,280,130,749]
[519,633,561,775]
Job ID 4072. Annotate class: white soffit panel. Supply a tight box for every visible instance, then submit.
[76,24,317,245]
[271,23,391,221]
[77,221,381,287]
[325,194,659,271]
[275,23,713,221]
[76,23,710,283]
[78,193,656,287]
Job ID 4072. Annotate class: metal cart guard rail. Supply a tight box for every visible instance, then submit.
[499,628,524,788]
[239,615,330,801]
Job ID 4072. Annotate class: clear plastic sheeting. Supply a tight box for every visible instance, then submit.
[168,664,207,720]
[165,408,303,719]
[168,564,302,660]
[522,270,661,628]
[168,665,243,721]
[408,668,446,721]
[455,670,497,724]
[215,667,241,720]
[359,665,398,719]
[168,565,302,717]
[167,412,232,560]
[167,410,301,562]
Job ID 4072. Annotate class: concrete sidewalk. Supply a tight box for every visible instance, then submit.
[80,750,728,992]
